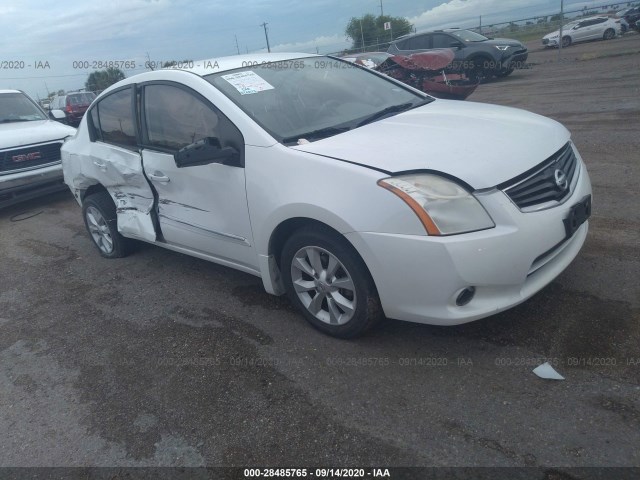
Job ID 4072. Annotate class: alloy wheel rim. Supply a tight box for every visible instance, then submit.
[290,246,356,325]
[86,206,114,254]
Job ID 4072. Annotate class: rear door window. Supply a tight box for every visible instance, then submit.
[93,87,137,148]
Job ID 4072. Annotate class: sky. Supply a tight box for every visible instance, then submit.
[0,0,630,99]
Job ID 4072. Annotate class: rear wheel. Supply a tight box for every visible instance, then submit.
[281,226,382,338]
[603,28,616,40]
[82,191,133,259]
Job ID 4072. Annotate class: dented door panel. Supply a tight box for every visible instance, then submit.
[66,140,157,242]
[141,149,257,269]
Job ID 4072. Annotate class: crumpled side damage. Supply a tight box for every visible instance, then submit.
[62,148,157,242]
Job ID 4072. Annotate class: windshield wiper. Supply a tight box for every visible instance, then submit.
[0,118,33,123]
[356,102,418,127]
[283,125,351,144]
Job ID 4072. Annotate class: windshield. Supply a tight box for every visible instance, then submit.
[205,56,431,144]
[68,92,96,105]
[0,92,48,123]
[450,30,489,42]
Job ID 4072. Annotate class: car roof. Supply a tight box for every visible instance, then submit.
[392,28,472,43]
[179,52,318,77]
[577,15,611,21]
[0,89,21,94]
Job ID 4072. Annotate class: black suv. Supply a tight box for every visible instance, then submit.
[616,6,640,31]
[387,29,528,80]
[49,91,96,126]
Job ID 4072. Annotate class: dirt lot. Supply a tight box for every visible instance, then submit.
[0,35,639,474]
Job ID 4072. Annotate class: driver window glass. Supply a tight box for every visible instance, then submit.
[431,34,457,48]
[144,84,219,150]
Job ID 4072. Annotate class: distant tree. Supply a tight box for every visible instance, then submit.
[537,17,547,24]
[85,67,125,92]
[550,14,563,22]
[57,89,65,96]
[346,14,413,51]
[509,22,520,32]
[526,21,534,26]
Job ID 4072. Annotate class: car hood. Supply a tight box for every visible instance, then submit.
[0,120,76,149]
[482,38,525,48]
[543,30,562,39]
[291,100,571,189]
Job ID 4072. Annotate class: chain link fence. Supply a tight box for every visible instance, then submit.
[333,2,638,55]
[470,2,638,42]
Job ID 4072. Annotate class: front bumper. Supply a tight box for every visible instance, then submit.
[0,163,66,208]
[345,158,592,326]
[502,49,528,69]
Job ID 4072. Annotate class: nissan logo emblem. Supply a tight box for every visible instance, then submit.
[554,168,568,191]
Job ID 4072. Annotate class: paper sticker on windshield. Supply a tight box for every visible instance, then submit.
[221,71,274,95]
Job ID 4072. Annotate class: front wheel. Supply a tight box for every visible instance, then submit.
[281,226,382,338]
[603,28,616,40]
[82,191,133,259]
[562,36,572,47]
[495,68,514,78]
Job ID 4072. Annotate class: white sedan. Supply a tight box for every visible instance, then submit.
[543,16,620,47]
[62,53,592,338]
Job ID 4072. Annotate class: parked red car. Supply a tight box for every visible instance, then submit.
[49,91,96,126]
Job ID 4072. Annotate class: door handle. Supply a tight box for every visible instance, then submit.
[93,160,107,170]
[148,172,170,183]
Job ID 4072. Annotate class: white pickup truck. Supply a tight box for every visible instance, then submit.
[0,89,76,208]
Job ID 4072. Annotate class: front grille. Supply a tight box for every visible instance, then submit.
[500,142,578,210]
[0,142,62,174]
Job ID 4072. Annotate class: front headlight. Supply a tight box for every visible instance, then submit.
[378,174,495,235]
[495,45,510,51]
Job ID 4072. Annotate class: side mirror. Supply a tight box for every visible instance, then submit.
[50,109,66,120]
[451,41,464,49]
[174,137,239,168]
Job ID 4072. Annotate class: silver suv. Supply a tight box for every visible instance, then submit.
[0,90,76,208]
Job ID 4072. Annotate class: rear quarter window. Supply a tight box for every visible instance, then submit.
[94,88,137,148]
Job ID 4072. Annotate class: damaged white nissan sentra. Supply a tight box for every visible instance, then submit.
[62,53,592,338]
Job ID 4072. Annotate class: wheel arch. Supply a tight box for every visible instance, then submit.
[260,215,377,297]
[81,183,110,203]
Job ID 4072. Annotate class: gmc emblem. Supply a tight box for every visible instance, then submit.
[12,152,42,162]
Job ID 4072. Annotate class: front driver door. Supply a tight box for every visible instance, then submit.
[139,82,257,272]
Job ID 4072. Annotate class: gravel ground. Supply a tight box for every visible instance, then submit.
[0,34,639,475]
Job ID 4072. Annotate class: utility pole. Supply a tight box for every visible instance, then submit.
[479,15,482,34]
[360,19,365,52]
[261,22,271,53]
[379,0,384,17]
[558,0,564,61]
[235,35,240,55]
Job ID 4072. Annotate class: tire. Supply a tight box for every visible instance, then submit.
[561,36,572,47]
[603,28,615,40]
[82,191,133,259]
[466,57,492,83]
[495,68,514,78]
[280,225,383,339]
